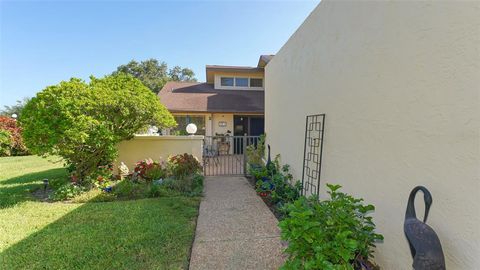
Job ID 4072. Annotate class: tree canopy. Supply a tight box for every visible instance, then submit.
[20,74,175,182]
[0,97,30,117]
[113,59,197,94]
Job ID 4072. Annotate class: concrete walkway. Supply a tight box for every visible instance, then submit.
[189,176,285,270]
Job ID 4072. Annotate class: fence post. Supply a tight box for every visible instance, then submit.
[243,134,247,176]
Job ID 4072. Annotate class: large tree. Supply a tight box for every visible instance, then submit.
[20,74,176,183]
[113,59,197,94]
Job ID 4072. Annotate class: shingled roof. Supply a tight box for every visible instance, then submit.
[158,81,264,113]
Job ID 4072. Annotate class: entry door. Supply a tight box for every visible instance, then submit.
[234,116,248,136]
[249,117,264,136]
[233,116,247,154]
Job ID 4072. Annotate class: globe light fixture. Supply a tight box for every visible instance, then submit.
[186,123,197,135]
[11,113,17,119]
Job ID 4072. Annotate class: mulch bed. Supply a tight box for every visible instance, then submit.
[31,188,54,202]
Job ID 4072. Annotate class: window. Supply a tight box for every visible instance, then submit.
[250,78,263,87]
[220,77,234,87]
[219,76,264,89]
[172,115,206,135]
[235,78,249,87]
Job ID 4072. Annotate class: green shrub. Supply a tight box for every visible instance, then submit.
[147,184,163,197]
[50,184,84,201]
[253,160,302,218]
[279,184,383,270]
[249,164,268,180]
[270,165,302,213]
[146,184,175,198]
[113,180,148,199]
[0,129,12,156]
[167,154,202,179]
[165,173,204,196]
[246,134,265,166]
[20,74,175,185]
[190,173,204,196]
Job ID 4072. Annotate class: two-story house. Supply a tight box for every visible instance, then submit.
[158,55,272,137]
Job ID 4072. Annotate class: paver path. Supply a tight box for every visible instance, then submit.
[189,176,285,270]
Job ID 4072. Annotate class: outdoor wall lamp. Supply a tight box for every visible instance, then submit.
[186,123,197,135]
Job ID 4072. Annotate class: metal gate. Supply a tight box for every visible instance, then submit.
[301,114,326,196]
[203,135,260,176]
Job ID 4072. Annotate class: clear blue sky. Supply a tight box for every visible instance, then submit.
[0,0,319,107]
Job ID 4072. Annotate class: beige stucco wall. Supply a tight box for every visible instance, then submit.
[212,113,234,135]
[265,1,479,269]
[115,135,203,171]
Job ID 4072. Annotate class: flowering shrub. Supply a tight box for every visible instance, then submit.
[92,164,114,190]
[134,159,167,181]
[0,116,28,156]
[167,154,202,179]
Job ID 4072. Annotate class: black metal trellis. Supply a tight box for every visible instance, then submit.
[301,114,325,197]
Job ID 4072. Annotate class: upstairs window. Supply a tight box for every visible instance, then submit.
[221,77,234,87]
[235,78,249,87]
[219,76,264,89]
[250,78,263,87]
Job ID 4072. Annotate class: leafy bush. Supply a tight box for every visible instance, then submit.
[270,165,302,212]
[164,173,204,196]
[50,184,84,201]
[112,180,149,199]
[249,164,269,181]
[279,184,383,270]
[0,129,12,156]
[20,74,175,185]
[134,159,167,181]
[0,116,28,156]
[252,156,302,215]
[246,134,265,166]
[167,154,202,179]
[147,184,163,198]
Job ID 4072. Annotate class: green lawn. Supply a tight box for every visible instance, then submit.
[0,156,200,269]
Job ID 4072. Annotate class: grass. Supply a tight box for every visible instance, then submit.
[0,155,66,208]
[0,155,201,269]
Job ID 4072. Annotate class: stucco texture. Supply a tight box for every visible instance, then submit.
[265,1,479,269]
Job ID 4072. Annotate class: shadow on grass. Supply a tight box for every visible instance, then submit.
[0,168,68,208]
[0,196,201,270]
[0,168,66,186]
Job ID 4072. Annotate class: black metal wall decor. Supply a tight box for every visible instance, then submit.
[301,114,325,197]
[404,186,446,270]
